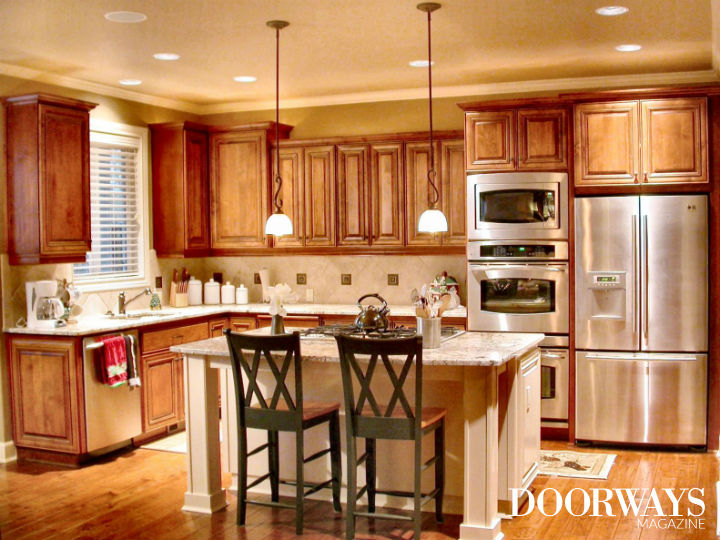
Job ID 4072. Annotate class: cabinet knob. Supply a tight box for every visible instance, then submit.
[633,173,638,183]
[643,172,648,182]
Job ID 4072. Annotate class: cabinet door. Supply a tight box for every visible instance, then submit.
[257,315,321,328]
[521,351,541,480]
[465,110,515,171]
[517,108,567,170]
[184,129,211,254]
[337,144,370,246]
[9,338,84,453]
[39,104,91,258]
[274,147,305,247]
[574,101,639,185]
[209,317,229,336]
[229,316,258,332]
[440,140,466,245]
[370,142,404,246]
[304,146,336,246]
[142,351,182,431]
[405,141,441,245]
[641,98,708,184]
[210,130,269,249]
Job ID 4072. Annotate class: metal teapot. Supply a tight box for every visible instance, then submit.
[354,293,390,331]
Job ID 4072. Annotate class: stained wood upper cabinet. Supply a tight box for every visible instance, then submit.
[304,145,336,247]
[4,94,97,264]
[150,123,210,257]
[337,144,370,245]
[465,108,567,172]
[574,98,707,186]
[273,147,305,247]
[441,140,467,245]
[210,129,270,251]
[370,142,404,246]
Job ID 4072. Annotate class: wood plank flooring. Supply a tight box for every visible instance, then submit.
[0,441,717,540]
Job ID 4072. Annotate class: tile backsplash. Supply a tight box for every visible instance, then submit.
[1,253,466,327]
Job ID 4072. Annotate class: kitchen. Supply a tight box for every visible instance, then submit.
[1,1,720,540]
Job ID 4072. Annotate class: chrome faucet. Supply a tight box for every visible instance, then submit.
[118,288,152,314]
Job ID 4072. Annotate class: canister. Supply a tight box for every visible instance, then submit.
[203,279,220,305]
[221,282,235,304]
[236,284,249,305]
[188,277,202,305]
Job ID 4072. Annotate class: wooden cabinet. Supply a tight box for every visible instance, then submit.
[8,337,84,454]
[370,142,404,246]
[229,316,258,332]
[150,122,210,257]
[273,147,305,247]
[256,315,320,329]
[304,146,336,246]
[574,97,707,186]
[405,140,465,246]
[337,144,370,246]
[140,321,209,431]
[209,317,229,336]
[210,129,270,251]
[465,108,567,172]
[4,94,97,264]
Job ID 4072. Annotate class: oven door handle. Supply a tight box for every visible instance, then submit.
[469,264,567,279]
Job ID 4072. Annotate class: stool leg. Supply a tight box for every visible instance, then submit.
[295,430,304,535]
[237,427,248,526]
[365,438,376,513]
[346,435,357,540]
[413,436,422,540]
[268,430,279,502]
[434,421,445,524]
[329,411,342,513]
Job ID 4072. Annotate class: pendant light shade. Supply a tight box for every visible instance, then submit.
[416,2,448,234]
[264,19,293,238]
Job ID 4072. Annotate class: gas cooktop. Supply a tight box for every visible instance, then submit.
[300,324,464,342]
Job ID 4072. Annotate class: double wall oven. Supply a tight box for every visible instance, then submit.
[466,172,569,428]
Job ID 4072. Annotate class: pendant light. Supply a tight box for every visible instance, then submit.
[264,20,293,237]
[416,2,448,234]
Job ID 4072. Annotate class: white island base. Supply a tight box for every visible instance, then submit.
[172,331,543,540]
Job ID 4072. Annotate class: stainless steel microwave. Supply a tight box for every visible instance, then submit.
[467,172,568,240]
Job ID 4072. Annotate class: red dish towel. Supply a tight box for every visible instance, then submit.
[100,336,128,387]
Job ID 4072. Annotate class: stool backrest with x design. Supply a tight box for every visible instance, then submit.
[225,330,304,432]
[335,334,423,441]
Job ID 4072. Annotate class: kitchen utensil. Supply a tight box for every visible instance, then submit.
[415,306,426,318]
[437,294,452,316]
[354,293,390,331]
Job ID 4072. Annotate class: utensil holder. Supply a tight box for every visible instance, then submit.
[270,315,285,335]
[168,282,188,307]
[417,316,441,349]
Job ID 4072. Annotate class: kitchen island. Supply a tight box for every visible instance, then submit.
[172,330,543,540]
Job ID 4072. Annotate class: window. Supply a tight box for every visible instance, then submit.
[73,120,150,290]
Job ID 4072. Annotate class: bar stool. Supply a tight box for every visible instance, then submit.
[224,329,342,535]
[334,334,445,540]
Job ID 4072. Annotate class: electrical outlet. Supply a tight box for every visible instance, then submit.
[296,273,307,285]
[254,273,261,284]
[388,273,399,286]
[155,276,163,289]
[341,274,352,285]
[213,272,223,283]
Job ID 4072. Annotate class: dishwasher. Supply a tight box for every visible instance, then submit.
[83,331,143,453]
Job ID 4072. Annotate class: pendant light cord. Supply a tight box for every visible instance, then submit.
[273,24,283,213]
[426,7,440,208]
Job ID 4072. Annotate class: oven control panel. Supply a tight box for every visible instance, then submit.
[480,244,555,258]
[467,241,568,261]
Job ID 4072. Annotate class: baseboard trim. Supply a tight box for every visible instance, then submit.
[0,440,17,463]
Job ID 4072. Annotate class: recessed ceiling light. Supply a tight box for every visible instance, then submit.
[119,79,142,86]
[409,60,435,68]
[153,53,180,61]
[104,11,147,23]
[615,44,642,52]
[233,75,257,83]
[595,6,629,16]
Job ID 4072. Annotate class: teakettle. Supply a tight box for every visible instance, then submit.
[26,280,65,329]
[354,293,390,331]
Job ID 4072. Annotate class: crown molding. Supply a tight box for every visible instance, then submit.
[1,60,717,116]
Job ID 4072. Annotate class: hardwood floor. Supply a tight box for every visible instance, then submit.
[0,441,717,540]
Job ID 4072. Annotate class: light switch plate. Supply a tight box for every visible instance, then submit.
[297,273,307,285]
[388,274,399,286]
[254,273,261,284]
[341,274,352,285]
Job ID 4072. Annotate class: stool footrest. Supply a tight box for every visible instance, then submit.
[247,443,270,458]
[247,472,271,490]
[356,484,368,500]
[375,488,437,506]
[354,510,413,522]
[304,479,333,497]
[422,487,441,507]
[422,454,441,471]
[303,447,331,464]
[356,451,368,466]
[246,499,294,510]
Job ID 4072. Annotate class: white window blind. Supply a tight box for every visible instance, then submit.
[73,129,144,282]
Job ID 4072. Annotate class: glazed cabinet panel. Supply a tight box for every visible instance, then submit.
[441,140,466,245]
[304,145,336,247]
[142,352,181,430]
[406,141,442,246]
[465,110,515,171]
[5,94,96,264]
[337,144,370,246]
[641,98,708,184]
[8,337,84,453]
[370,142,404,246]
[210,130,270,250]
[151,123,210,257]
[517,108,567,170]
[273,147,305,247]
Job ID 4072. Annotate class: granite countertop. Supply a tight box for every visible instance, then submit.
[4,303,467,337]
[170,330,543,367]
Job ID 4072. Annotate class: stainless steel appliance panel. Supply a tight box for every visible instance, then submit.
[576,351,707,445]
[541,348,568,422]
[640,195,708,352]
[575,196,640,351]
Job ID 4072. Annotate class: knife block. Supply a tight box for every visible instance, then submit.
[169,282,188,307]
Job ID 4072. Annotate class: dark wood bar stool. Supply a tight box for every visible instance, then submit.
[224,329,342,535]
[334,334,445,540]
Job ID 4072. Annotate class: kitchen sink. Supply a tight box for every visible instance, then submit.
[105,311,174,319]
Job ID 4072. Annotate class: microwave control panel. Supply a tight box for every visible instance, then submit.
[480,244,555,258]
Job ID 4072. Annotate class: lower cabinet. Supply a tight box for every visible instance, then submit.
[256,315,320,328]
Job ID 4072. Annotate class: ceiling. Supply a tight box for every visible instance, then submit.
[0,0,717,114]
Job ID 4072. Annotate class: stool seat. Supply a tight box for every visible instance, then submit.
[360,406,446,429]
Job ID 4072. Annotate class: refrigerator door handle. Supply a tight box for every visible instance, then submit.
[632,214,639,340]
[642,214,649,341]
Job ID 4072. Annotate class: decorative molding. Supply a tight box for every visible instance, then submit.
[0,440,17,464]
[1,60,718,116]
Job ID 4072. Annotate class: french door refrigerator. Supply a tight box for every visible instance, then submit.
[575,195,708,445]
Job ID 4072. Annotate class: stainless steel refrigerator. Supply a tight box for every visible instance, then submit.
[575,195,708,445]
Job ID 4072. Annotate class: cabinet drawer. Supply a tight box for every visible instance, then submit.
[142,322,209,354]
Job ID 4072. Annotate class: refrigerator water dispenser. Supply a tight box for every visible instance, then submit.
[587,271,626,320]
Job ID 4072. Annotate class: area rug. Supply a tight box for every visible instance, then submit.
[140,431,187,454]
[538,449,616,479]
